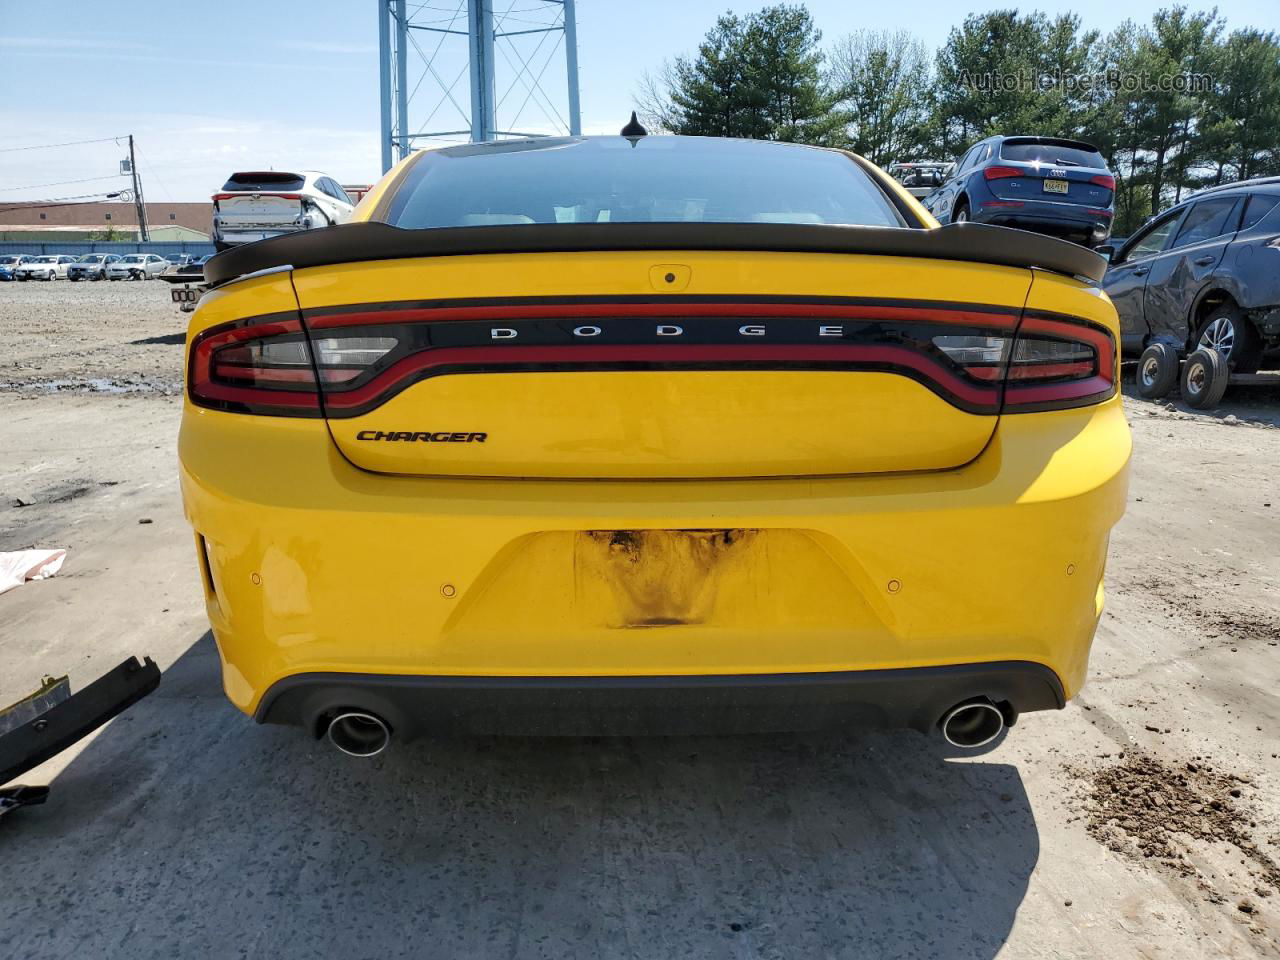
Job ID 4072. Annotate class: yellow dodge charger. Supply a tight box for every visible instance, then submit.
[181,131,1129,757]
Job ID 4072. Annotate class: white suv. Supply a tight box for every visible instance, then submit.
[211,170,356,251]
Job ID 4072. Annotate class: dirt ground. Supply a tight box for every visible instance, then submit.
[1,279,1278,959]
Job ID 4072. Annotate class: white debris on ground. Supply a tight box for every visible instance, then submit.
[0,549,66,595]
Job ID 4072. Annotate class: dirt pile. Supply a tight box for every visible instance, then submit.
[1127,575,1280,647]
[1074,753,1279,901]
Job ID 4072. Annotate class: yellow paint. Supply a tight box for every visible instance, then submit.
[181,243,1129,718]
[331,371,995,478]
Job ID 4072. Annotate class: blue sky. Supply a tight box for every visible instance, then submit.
[1,0,1274,202]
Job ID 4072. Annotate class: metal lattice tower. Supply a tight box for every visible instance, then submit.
[377,0,582,173]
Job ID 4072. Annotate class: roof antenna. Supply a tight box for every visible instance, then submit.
[620,111,648,147]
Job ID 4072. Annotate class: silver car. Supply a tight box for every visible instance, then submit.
[105,254,169,281]
[67,253,122,281]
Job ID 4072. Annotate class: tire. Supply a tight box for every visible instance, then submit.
[1137,343,1179,399]
[1181,347,1229,410]
[129,269,142,281]
[1195,303,1261,374]
[953,201,970,224]
[46,271,56,281]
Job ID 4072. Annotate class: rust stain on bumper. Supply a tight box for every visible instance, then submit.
[580,529,760,628]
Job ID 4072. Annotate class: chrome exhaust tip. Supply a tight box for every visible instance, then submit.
[326,711,391,758]
[939,700,1005,749]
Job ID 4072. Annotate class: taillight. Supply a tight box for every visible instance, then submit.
[1090,174,1116,191]
[311,335,399,383]
[189,318,319,415]
[188,319,399,415]
[189,301,1114,418]
[1002,314,1115,411]
[984,166,1023,180]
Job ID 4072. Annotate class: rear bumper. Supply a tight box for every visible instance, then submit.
[181,393,1130,720]
[256,661,1065,738]
[213,226,300,246]
[977,200,1111,238]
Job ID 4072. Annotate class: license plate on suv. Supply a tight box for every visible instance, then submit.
[1043,179,1069,195]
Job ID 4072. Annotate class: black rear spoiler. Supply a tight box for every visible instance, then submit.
[204,220,1106,287]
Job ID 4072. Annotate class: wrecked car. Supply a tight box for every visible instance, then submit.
[1103,177,1280,399]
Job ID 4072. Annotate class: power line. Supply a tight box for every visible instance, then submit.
[0,174,125,193]
[0,191,127,212]
[131,143,174,204]
[0,136,123,154]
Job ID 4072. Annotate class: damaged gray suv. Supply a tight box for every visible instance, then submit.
[1103,178,1280,380]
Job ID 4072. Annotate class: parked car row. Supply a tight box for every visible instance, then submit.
[0,252,210,281]
[212,169,355,250]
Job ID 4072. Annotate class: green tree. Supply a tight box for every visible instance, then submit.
[1141,6,1223,212]
[1084,20,1162,234]
[1199,29,1280,183]
[637,5,839,144]
[827,30,932,164]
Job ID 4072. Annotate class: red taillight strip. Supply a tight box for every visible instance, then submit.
[318,343,1000,416]
[306,300,1017,331]
[1003,313,1115,410]
[190,299,1123,420]
[1004,360,1094,381]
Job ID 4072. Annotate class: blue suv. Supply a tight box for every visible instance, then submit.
[922,136,1116,247]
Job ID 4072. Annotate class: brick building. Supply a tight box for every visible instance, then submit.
[0,201,212,237]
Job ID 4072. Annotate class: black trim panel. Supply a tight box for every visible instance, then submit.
[301,292,1025,320]
[254,661,1066,739]
[205,220,1107,287]
[0,657,160,785]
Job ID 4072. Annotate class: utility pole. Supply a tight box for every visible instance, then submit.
[128,135,149,242]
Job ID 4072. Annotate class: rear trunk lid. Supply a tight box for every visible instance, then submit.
[290,250,1032,479]
[213,171,306,229]
[989,138,1113,209]
[986,164,1113,207]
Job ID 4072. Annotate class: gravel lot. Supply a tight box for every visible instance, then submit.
[0,276,185,394]
[1,279,1279,958]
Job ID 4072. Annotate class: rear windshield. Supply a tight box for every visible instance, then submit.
[1000,141,1104,168]
[384,138,907,229]
[221,172,306,192]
